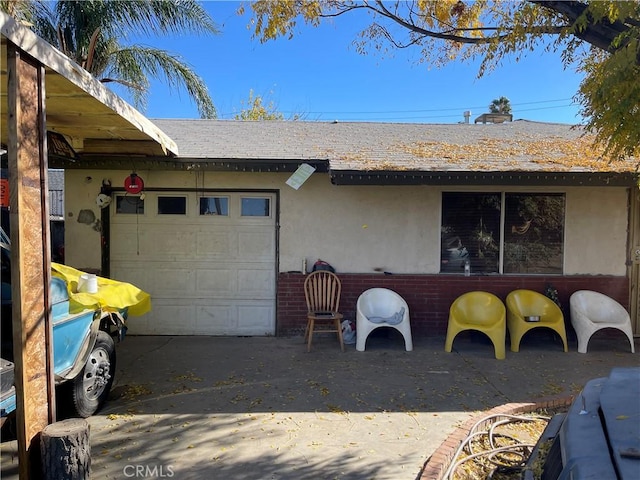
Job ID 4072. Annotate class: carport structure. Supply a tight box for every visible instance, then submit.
[1,12,177,478]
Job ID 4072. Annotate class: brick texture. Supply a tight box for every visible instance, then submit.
[276,273,629,337]
[418,397,575,480]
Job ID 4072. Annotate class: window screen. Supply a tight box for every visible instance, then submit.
[441,192,565,274]
[441,192,501,274]
[503,193,565,274]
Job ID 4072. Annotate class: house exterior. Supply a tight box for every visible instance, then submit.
[1,11,179,470]
[56,119,640,340]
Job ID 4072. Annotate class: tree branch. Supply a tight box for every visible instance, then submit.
[320,1,567,46]
[530,0,632,52]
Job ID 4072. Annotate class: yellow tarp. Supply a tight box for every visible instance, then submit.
[51,262,151,317]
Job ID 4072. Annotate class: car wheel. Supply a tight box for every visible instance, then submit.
[70,330,116,418]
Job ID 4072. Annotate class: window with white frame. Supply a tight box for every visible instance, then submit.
[157,196,187,215]
[199,196,229,216]
[115,195,144,214]
[241,197,270,217]
[441,192,565,274]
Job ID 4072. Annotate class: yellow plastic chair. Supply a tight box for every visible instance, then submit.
[445,291,506,360]
[505,289,568,352]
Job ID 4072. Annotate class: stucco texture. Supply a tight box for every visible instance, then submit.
[64,170,629,276]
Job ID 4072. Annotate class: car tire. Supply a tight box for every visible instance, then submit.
[70,330,116,418]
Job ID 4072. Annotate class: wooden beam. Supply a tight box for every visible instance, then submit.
[82,139,170,156]
[7,42,55,479]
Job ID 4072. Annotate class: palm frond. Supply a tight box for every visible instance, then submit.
[6,0,219,118]
[106,46,216,119]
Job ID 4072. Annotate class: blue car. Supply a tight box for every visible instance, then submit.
[1,227,132,420]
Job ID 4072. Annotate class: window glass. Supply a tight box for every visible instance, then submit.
[158,196,186,215]
[441,193,501,274]
[241,197,270,217]
[199,197,229,216]
[503,193,565,274]
[116,195,144,214]
[441,192,565,274]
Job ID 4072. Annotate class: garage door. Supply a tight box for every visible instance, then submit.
[110,191,276,336]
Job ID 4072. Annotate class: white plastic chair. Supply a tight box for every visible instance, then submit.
[356,288,413,351]
[569,290,635,354]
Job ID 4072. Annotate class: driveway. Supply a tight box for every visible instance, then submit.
[1,331,638,479]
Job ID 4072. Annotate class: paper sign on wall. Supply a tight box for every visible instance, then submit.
[286,163,316,190]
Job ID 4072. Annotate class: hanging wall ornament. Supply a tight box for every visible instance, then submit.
[100,179,113,196]
[96,193,112,209]
[124,173,144,194]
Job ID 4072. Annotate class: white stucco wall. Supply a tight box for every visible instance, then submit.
[64,169,630,276]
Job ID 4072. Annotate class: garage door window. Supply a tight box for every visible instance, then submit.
[241,197,270,217]
[200,197,229,216]
[115,195,144,214]
[158,196,187,215]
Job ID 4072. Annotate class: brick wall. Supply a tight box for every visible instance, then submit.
[276,273,629,337]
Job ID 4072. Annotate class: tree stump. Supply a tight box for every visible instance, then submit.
[40,418,90,480]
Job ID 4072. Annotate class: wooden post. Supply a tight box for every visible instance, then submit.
[7,42,56,479]
[40,419,91,479]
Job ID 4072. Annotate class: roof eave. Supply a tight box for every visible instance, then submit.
[330,170,638,187]
[52,156,331,174]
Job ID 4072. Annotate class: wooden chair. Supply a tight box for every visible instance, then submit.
[304,271,344,352]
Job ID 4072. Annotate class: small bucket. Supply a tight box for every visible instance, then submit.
[78,273,98,294]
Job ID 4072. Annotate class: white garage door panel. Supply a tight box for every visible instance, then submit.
[237,230,274,258]
[196,269,235,293]
[128,303,198,335]
[237,268,274,296]
[111,191,276,336]
[127,301,274,336]
[196,232,231,256]
[236,304,275,334]
[153,268,197,292]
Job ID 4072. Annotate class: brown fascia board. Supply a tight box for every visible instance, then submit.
[51,155,330,174]
[329,170,638,187]
[49,153,636,187]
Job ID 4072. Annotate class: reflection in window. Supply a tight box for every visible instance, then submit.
[200,197,229,216]
[504,194,565,274]
[241,197,270,217]
[441,193,501,274]
[441,192,565,274]
[158,196,186,215]
[116,195,144,214]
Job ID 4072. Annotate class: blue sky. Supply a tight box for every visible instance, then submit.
[126,1,585,125]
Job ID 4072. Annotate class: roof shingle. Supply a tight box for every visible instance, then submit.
[150,119,637,174]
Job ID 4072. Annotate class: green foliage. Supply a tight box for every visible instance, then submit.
[246,0,640,161]
[235,90,284,121]
[577,38,640,159]
[234,90,303,121]
[2,0,219,118]
[489,96,512,114]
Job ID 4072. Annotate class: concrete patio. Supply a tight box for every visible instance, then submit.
[1,330,638,479]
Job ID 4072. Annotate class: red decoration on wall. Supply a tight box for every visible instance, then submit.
[0,178,8,207]
[124,173,144,194]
